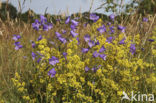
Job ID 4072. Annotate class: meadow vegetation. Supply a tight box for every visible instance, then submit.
[0,1,156,103]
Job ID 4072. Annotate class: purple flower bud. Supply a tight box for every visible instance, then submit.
[37,35,42,41]
[76,37,80,45]
[65,16,70,24]
[148,39,154,42]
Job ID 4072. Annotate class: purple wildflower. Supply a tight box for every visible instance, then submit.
[118,25,126,33]
[130,44,136,55]
[95,40,100,45]
[93,51,100,58]
[107,22,111,25]
[43,24,49,31]
[48,68,56,78]
[37,58,41,63]
[84,23,88,27]
[88,40,95,48]
[82,48,89,53]
[14,42,23,50]
[12,35,21,41]
[58,37,67,44]
[106,37,113,43]
[37,35,42,41]
[99,46,106,53]
[84,34,90,42]
[32,42,36,48]
[49,56,59,66]
[76,37,80,44]
[143,17,148,22]
[55,32,62,38]
[63,52,67,59]
[70,24,77,30]
[40,15,47,24]
[71,20,79,26]
[32,19,41,31]
[90,13,99,22]
[85,66,90,72]
[32,52,37,60]
[148,39,154,42]
[43,23,53,31]
[99,54,107,60]
[97,25,106,34]
[92,67,98,73]
[119,38,126,44]
[70,30,78,37]
[47,23,53,29]
[62,29,67,34]
[109,26,115,34]
[65,16,70,24]
[109,14,115,21]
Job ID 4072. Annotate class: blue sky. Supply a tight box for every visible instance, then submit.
[1,0,130,15]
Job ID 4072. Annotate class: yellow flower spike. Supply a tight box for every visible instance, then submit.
[15,72,20,79]
[40,79,45,83]
[52,92,56,96]
[47,84,53,91]
[67,49,72,55]
[18,87,24,92]
[38,45,45,50]
[22,82,25,86]
[38,39,47,45]
[80,77,85,83]
[44,47,50,52]
[117,91,123,96]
